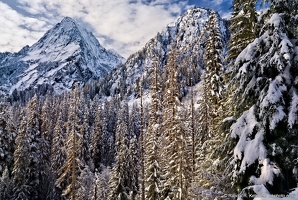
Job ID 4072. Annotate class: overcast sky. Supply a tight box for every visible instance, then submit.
[0,0,232,58]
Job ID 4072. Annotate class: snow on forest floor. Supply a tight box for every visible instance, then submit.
[254,196,298,200]
[253,187,298,200]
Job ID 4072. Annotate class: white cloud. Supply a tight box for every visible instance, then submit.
[211,0,224,6]
[221,11,232,19]
[0,2,51,53]
[0,0,188,58]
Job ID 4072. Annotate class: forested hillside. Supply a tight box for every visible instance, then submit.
[0,1,297,200]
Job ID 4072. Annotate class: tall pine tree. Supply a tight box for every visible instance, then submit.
[161,46,190,199]
[227,0,257,62]
[109,102,131,200]
[56,88,83,200]
[144,57,162,200]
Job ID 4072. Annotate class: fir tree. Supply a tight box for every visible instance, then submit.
[227,0,257,62]
[138,77,146,200]
[77,165,94,200]
[228,4,298,195]
[12,95,45,199]
[109,102,131,200]
[12,111,31,200]
[56,88,83,200]
[39,96,55,199]
[161,47,190,199]
[51,111,67,198]
[194,11,229,196]
[0,166,13,200]
[92,166,111,200]
[144,57,162,200]
[128,135,140,199]
[204,11,224,105]
[184,59,200,198]
[195,75,214,191]
[91,104,109,168]
[0,102,16,175]
[79,93,92,167]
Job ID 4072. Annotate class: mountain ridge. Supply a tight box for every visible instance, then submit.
[99,7,229,99]
[0,17,124,96]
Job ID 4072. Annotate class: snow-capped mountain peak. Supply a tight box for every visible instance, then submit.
[104,7,229,98]
[0,17,124,96]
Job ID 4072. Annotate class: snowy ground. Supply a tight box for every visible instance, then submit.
[253,187,298,200]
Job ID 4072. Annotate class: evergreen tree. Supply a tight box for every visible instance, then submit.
[92,166,111,200]
[184,59,199,198]
[228,5,298,196]
[39,96,55,199]
[194,11,229,196]
[77,165,94,200]
[138,77,146,200]
[262,0,298,37]
[56,88,83,200]
[201,10,225,145]
[0,166,13,199]
[91,104,109,168]
[204,11,224,106]
[13,95,44,199]
[144,57,162,200]
[51,111,67,198]
[109,102,131,200]
[227,0,257,62]
[161,47,190,199]
[12,111,31,200]
[128,135,140,199]
[195,76,213,190]
[107,97,120,165]
[80,104,92,167]
[0,102,16,175]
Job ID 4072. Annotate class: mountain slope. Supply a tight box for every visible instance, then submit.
[0,17,124,96]
[101,7,229,99]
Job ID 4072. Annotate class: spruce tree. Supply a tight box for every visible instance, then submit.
[92,166,111,200]
[128,135,140,199]
[204,11,224,105]
[144,57,162,200]
[185,59,199,197]
[202,10,225,141]
[138,76,146,200]
[12,112,31,200]
[228,3,298,196]
[109,102,131,200]
[77,165,94,200]
[51,111,67,198]
[12,95,44,199]
[91,103,110,168]
[227,0,257,62]
[195,11,229,196]
[161,47,190,199]
[79,94,92,167]
[56,88,83,200]
[195,75,214,193]
[12,96,41,199]
[0,166,13,199]
[0,102,16,175]
[39,96,55,199]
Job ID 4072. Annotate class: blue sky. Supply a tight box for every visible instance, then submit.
[0,0,232,58]
[189,0,232,15]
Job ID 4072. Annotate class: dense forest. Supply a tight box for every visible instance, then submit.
[0,0,298,200]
